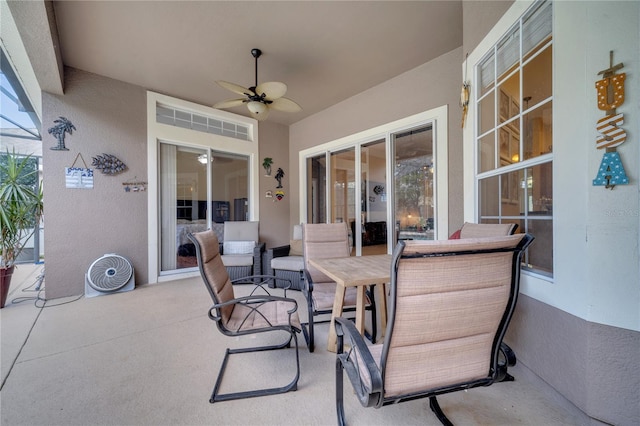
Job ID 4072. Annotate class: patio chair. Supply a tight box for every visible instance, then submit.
[188,230,301,403]
[302,222,376,352]
[220,221,265,281]
[335,233,534,425]
[450,221,518,239]
[263,224,305,290]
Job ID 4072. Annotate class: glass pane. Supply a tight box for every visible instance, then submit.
[478,90,496,135]
[307,155,326,224]
[496,26,520,80]
[526,163,553,215]
[331,148,355,225]
[211,151,249,222]
[499,126,520,165]
[523,0,552,57]
[523,45,552,106]
[524,219,553,275]
[478,52,495,97]
[479,131,496,172]
[394,126,434,241]
[523,100,553,160]
[498,71,520,125]
[360,139,387,255]
[501,168,524,216]
[479,175,500,217]
[160,144,208,271]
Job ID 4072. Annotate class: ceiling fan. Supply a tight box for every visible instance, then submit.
[214,48,302,121]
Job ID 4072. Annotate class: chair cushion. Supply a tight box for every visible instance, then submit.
[223,240,256,254]
[289,239,303,256]
[271,255,304,272]
[311,281,359,311]
[221,254,254,267]
[226,299,301,332]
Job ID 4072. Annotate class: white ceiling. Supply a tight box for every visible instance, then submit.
[52,1,462,126]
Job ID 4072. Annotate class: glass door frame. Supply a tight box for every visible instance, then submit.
[299,106,449,255]
[147,91,259,283]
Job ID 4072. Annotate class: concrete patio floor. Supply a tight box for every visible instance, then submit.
[1,263,593,425]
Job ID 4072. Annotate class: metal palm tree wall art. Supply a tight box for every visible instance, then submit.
[48,117,76,150]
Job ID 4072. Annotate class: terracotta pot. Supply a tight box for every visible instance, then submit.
[1,266,15,308]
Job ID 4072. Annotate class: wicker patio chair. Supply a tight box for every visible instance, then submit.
[188,229,301,403]
[220,221,265,282]
[335,233,534,425]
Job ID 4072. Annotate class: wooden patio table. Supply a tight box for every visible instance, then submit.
[309,254,392,352]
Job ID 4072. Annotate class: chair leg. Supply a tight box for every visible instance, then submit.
[336,343,346,426]
[429,396,454,426]
[210,330,300,403]
[367,285,377,343]
[302,295,316,352]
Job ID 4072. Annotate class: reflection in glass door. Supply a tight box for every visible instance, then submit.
[393,125,435,242]
[307,154,327,224]
[330,148,355,226]
[159,144,208,272]
[359,139,387,255]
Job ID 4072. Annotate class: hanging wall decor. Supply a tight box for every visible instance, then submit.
[275,190,285,201]
[48,117,76,151]
[275,167,285,188]
[460,53,470,128]
[592,51,629,189]
[262,157,273,176]
[65,153,93,189]
[92,153,127,175]
[122,177,147,192]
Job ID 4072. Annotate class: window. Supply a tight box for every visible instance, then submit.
[475,0,553,276]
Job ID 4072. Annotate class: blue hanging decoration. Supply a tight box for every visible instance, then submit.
[592,151,629,188]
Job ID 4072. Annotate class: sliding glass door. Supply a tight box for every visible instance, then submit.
[159,144,249,272]
[393,125,435,241]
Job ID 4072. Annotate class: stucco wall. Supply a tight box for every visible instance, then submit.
[289,47,464,233]
[258,121,291,247]
[42,68,148,298]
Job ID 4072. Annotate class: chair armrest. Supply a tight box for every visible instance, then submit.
[209,294,299,330]
[335,317,383,407]
[263,245,292,275]
[231,274,293,296]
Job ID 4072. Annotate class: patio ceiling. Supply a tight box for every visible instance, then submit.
[50,1,462,126]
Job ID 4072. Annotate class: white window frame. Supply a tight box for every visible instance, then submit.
[146,91,259,283]
[463,0,554,284]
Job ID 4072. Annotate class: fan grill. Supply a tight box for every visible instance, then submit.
[87,254,133,292]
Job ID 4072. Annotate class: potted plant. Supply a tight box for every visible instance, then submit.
[262,157,273,176]
[0,150,43,308]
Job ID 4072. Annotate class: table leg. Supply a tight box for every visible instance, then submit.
[327,283,347,353]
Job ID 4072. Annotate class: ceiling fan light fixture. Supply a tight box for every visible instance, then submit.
[214,48,300,121]
[247,100,267,115]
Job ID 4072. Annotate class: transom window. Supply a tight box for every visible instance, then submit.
[475,0,553,277]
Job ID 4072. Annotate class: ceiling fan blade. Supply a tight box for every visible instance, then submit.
[213,98,246,109]
[256,81,287,100]
[269,97,302,113]
[216,80,252,96]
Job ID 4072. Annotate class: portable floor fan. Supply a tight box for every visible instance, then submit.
[85,254,135,298]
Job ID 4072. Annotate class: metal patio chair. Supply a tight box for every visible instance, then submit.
[336,233,534,425]
[188,229,301,403]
